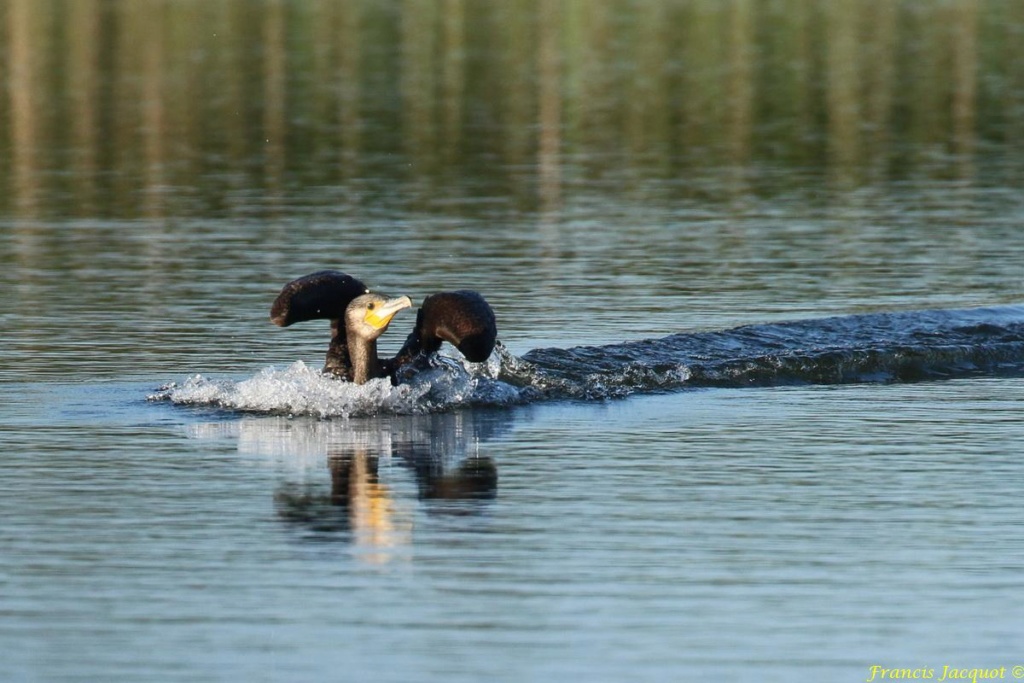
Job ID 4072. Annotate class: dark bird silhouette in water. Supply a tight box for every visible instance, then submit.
[270,270,498,384]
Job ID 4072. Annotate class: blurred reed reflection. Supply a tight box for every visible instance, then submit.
[3,0,1023,220]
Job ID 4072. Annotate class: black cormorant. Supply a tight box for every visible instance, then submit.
[270,270,498,384]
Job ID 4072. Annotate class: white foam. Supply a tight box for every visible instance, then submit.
[150,357,525,418]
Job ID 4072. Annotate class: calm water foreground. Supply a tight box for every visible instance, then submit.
[4,378,1024,682]
[4,1,1024,681]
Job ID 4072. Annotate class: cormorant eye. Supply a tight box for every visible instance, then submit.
[367,302,376,311]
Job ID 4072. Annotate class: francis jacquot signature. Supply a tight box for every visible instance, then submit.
[866,666,1024,683]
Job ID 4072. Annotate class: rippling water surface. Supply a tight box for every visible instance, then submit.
[4,2,1024,681]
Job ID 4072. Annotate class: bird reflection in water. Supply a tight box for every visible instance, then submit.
[265,411,504,562]
[333,448,408,559]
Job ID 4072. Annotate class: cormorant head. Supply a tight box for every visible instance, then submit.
[345,293,413,341]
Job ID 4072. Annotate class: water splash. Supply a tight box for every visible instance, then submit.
[152,306,1024,417]
[149,358,524,418]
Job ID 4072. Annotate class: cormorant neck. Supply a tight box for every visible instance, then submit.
[347,336,380,384]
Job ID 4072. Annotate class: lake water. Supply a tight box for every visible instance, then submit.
[3,1,1024,681]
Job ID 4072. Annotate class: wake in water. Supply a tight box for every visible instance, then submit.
[151,305,1024,417]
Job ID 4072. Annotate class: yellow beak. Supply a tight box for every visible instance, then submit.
[364,296,413,330]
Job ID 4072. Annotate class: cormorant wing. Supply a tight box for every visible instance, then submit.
[270,270,369,379]
[390,290,498,372]
[270,270,368,326]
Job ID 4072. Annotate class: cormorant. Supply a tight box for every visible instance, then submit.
[270,270,498,384]
[343,292,414,384]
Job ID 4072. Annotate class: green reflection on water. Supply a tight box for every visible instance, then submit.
[2,0,1023,219]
